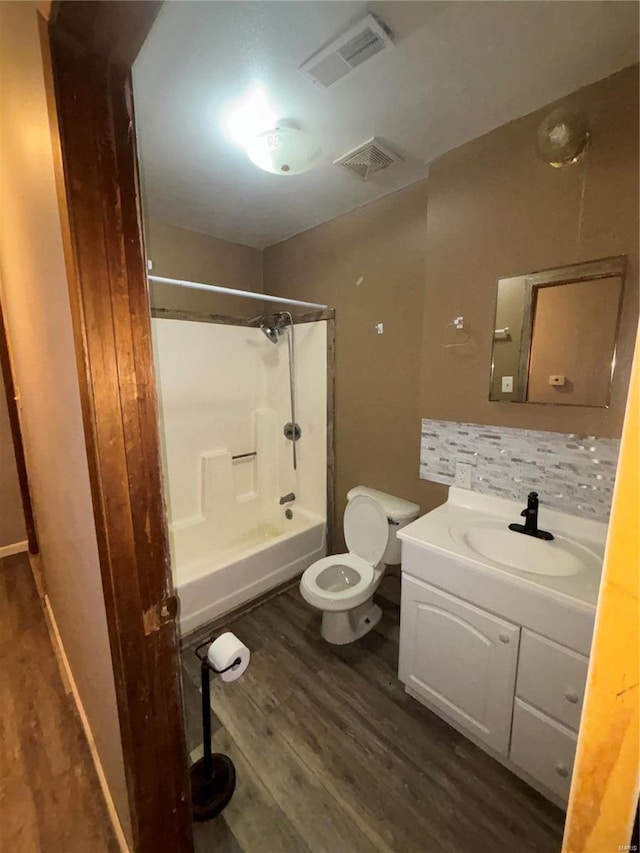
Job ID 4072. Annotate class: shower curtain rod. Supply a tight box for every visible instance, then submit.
[148,275,328,311]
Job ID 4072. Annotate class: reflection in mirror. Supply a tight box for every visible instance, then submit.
[490,256,626,406]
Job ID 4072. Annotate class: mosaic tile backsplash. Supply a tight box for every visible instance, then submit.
[420,419,620,521]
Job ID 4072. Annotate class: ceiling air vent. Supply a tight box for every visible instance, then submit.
[334,138,403,181]
[299,13,393,87]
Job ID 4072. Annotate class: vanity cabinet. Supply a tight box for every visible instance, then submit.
[399,577,520,754]
[399,545,593,808]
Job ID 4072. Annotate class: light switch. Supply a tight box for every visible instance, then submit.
[501,376,514,393]
[548,375,566,386]
[375,323,384,335]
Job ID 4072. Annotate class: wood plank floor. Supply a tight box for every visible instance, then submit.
[181,576,565,853]
[0,553,117,853]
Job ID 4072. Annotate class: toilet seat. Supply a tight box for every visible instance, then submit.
[344,495,389,565]
[300,495,390,613]
[300,488,418,644]
[300,495,389,612]
[300,553,375,611]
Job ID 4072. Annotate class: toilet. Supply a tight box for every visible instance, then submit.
[300,486,420,644]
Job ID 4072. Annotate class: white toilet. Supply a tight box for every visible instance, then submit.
[300,486,420,644]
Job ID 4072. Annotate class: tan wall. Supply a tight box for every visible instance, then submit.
[0,3,131,845]
[264,65,639,528]
[264,181,431,546]
[0,385,26,548]
[146,217,263,316]
[420,64,638,442]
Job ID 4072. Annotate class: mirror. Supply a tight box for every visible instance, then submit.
[489,256,626,407]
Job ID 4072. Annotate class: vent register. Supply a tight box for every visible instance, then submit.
[299,14,402,181]
[299,13,393,87]
[334,138,402,181]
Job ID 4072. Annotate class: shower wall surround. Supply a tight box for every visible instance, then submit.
[153,317,329,629]
[420,419,620,521]
[153,318,327,560]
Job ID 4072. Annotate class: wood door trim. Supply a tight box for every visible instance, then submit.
[0,300,39,555]
[46,3,193,851]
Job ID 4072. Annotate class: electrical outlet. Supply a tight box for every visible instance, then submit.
[455,462,473,489]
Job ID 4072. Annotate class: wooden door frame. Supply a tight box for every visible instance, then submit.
[0,298,39,555]
[44,3,193,850]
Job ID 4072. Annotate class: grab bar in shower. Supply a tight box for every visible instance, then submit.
[231,452,257,461]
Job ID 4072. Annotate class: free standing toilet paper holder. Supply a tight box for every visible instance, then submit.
[190,639,242,821]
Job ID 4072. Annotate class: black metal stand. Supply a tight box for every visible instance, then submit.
[190,648,238,821]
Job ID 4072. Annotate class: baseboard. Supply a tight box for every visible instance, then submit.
[42,593,131,853]
[0,539,28,558]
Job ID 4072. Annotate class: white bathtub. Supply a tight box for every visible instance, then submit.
[175,507,326,634]
[152,317,329,636]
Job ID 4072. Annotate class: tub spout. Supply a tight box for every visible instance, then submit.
[279,492,295,505]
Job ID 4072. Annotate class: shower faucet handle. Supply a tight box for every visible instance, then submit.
[279,493,296,505]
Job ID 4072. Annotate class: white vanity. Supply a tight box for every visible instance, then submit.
[397,487,606,808]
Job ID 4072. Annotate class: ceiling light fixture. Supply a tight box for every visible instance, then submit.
[245,122,321,176]
[223,83,278,149]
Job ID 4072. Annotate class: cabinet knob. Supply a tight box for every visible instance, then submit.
[565,690,579,704]
[555,763,570,778]
[498,633,510,644]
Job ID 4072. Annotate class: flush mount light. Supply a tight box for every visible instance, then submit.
[245,123,321,176]
[224,83,277,148]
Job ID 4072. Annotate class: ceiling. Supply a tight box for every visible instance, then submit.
[133,1,639,250]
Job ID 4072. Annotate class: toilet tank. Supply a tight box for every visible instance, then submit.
[346,486,420,565]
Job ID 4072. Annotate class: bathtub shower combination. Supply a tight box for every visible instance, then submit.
[152,304,330,634]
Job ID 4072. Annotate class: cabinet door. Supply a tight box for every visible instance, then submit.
[399,575,520,754]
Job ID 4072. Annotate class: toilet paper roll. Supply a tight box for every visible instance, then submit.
[207,631,250,682]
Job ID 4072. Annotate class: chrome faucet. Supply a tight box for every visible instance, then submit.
[509,492,554,541]
[279,492,295,505]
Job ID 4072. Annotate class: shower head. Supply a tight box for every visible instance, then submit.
[259,321,280,344]
[256,312,292,344]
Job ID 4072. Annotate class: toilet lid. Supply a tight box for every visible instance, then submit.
[344,494,389,565]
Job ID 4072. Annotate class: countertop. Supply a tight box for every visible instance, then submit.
[399,488,606,609]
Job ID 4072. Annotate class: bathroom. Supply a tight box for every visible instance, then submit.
[134,2,638,850]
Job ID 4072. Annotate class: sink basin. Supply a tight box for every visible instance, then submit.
[398,488,606,604]
[452,520,601,577]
